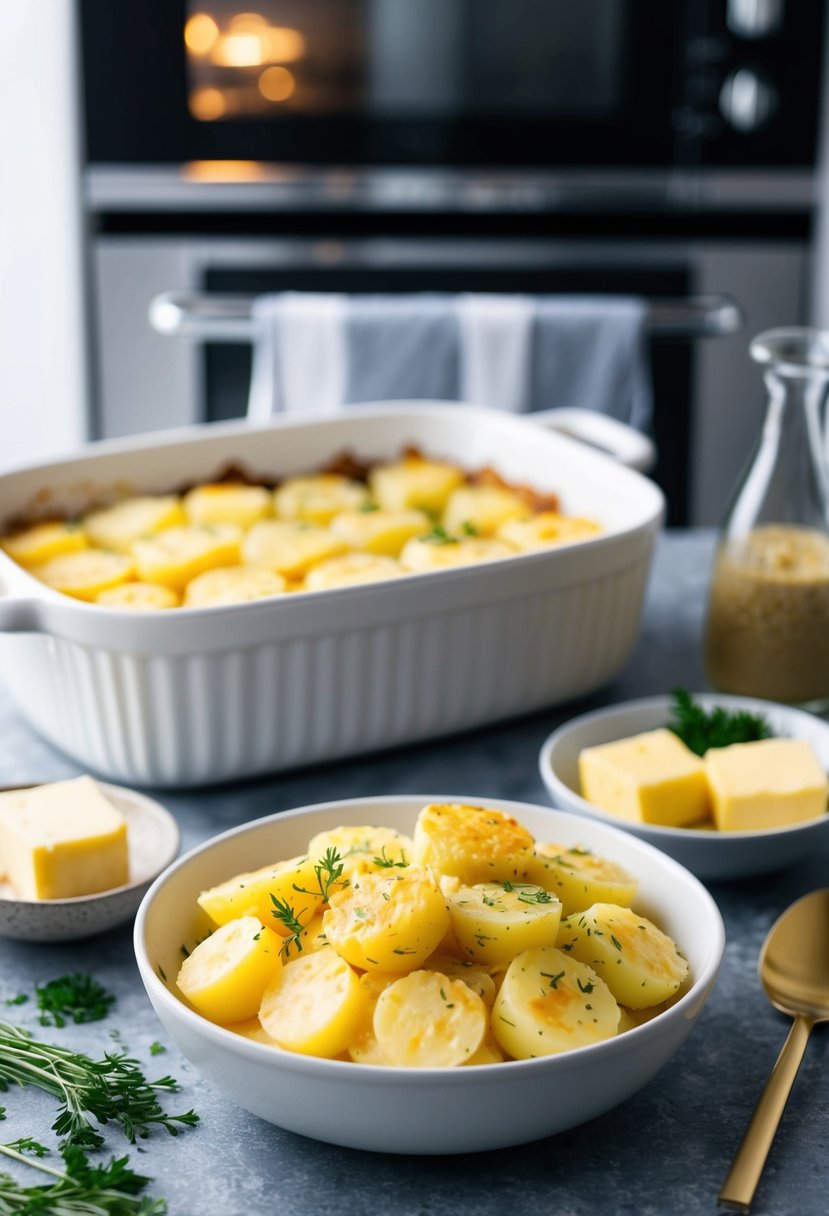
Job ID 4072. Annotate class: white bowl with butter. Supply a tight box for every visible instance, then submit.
[540,695,829,880]
[0,779,179,941]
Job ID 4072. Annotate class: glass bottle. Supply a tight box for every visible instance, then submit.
[704,327,829,709]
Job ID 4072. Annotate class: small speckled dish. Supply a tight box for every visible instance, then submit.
[0,783,179,942]
[539,694,829,881]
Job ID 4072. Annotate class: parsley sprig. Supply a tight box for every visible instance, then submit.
[0,1138,166,1215]
[668,688,773,756]
[35,974,116,1028]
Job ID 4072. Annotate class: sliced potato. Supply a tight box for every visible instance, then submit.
[491,945,619,1058]
[443,485,527,537]
[328,508,431,557]
[498,512,602,551]
[465,1033,506,1065]
[373,970,487,1067]
[95,582,179,610]
[446,881,562,965]
[304,552,402,591]
[183,483,271,529]
[258,945,364,1058]
[369,456,465,516]
[556,903,689,1009]
[133,525,241,590]
[241,520,345,578]
[399,535,514,573]
[347,971,398,1065]
[274,474,370,525]
[176,916,283,1024]
[183,565,286,607]
[421,953,497,1006]
[84,496,186,552]
[30,550,135,601]
[1,520,88,566]
[323,866,450,973]
[225,1016,281,1047]
[306,824,413,882]
[412,803,535,885]
[524,843,639,916]
[197,854,325,944]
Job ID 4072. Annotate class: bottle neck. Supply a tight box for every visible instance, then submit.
[728,365,829,536]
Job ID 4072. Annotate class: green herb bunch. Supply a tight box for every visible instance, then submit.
[667,688,773,756]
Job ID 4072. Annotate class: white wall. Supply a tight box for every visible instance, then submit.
[0,0,90,471]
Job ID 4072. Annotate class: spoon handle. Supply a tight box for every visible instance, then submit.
[719,1014,814,1211]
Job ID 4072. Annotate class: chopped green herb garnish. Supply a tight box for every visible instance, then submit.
[420,525,458,546]
[35,975,116,1028]
[461,521,478,536]
[610,935,622,952]
[4,995,27,1008]
[540,970,566,990]
[149,1042,166,1057]
[577,978,595,994]
[668,688,772,756]
[371,846,409,869]
[270,895,306,958]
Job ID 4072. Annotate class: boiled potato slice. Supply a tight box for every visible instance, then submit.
[274,474,370,525]
[373,970,487,1067]
[491,945,619,1058]
[226,1016,280,1047]
[347,971,398,1065]
[304,552,402,591]
[197,854,325,947]
[183,565,286,607]
[84,496,186,552]
[446,881,562,965]
[183,483,271,529]
[258,945,364,1058]
[369,456,465,516]
[95,582,179,610]
[1,520,88,566]
[524,843,638,916]
[133,525,241,590]
[30,550,135,601]
[399,535,514,573]
[443,485,527,538]
[329,508,431,557]
[465,1033,506,1065]
[498,512,601,551]
[295,910,329,955]
[323,866,450,973]
[176,915,283,1024]
[412,803,535,884]
[307,824,413,882]
[421,954,497,1006]
[241,520,345,578]
[556,903,689,1009]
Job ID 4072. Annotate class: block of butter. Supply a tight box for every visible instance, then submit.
[578,728,711,828]
[0,776,129,900]
[704,738,829,831]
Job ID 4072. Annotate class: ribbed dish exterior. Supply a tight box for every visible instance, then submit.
[0,556,647,786]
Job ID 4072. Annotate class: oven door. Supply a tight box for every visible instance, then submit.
[81,0,682,167]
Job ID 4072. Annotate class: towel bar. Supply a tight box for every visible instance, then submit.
[149,292,743,344]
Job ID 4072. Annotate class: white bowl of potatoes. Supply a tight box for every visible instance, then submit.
[134,795,724,1154]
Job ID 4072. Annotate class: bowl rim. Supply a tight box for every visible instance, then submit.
[134,793,725,1082]
[0,782,180,908]
[539,693,829,842]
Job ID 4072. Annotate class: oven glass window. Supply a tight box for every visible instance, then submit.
[185,0,625,123]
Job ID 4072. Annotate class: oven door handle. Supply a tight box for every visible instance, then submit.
[530,408,656,473]
[149,292,743,343]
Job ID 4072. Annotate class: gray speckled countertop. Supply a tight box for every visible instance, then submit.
[0,530,827,1216]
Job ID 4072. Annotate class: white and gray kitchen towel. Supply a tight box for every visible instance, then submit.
[248,292,652,432]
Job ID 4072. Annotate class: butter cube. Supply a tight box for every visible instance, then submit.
[0,777,129,900]
[578,728,710,827]
[705,739,829,831]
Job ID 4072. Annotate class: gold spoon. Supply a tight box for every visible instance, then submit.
[719,889,829,1211]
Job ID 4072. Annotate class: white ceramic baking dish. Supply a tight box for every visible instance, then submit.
[0,405,664,786]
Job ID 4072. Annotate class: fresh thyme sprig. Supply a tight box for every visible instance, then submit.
[0,1140,166,1215]
[668,688,773,756]
[0,1021,199,1149]
[35,974,116,1028]
[500,881,555,906]
[272,848,347,957]
[292,848,346,902]
[371,846,409,869]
